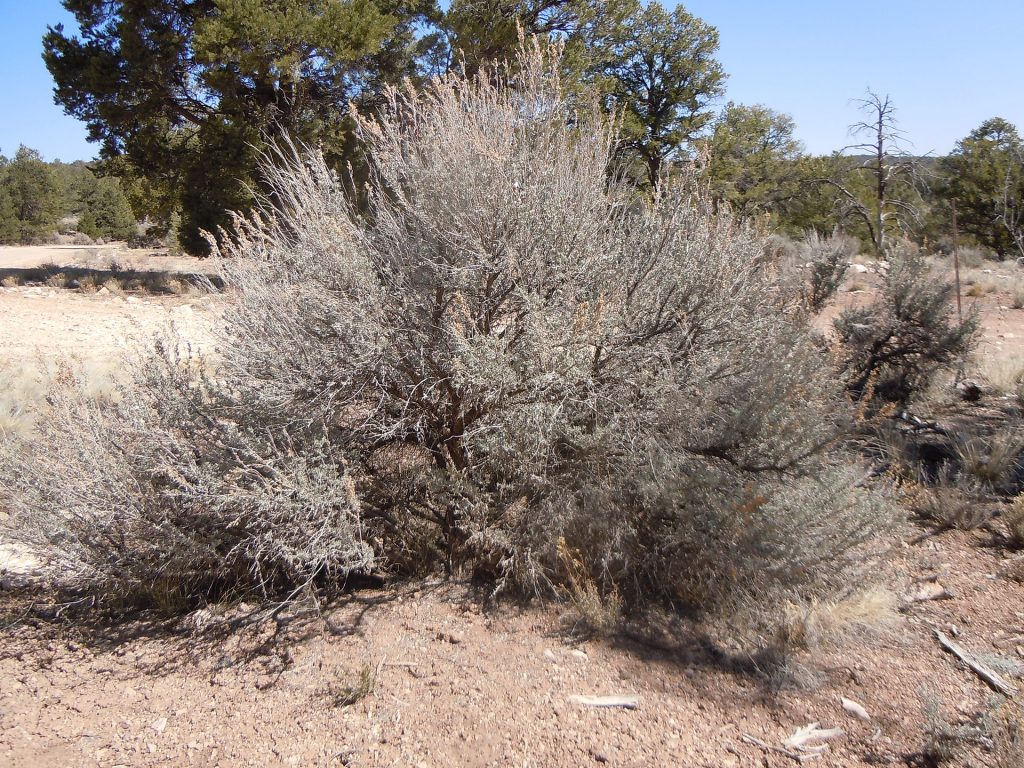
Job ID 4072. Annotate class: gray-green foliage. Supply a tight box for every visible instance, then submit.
[212,44,888,618]
[4,45,892,630]
[802,231,857,313]
[0,348,372,607]
[835,250,978,404]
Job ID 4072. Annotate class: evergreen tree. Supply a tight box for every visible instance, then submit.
[0,147,60,243]
[937,117,1024,258]
[702,102,803,222]
[79,177,137,241]
[45,0,438,253]
[597,1,725,188]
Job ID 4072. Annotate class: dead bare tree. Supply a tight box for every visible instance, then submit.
[998,145,1024,260]
[819,91,920,257]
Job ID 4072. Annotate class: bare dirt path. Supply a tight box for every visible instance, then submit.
[1,535,1022,768]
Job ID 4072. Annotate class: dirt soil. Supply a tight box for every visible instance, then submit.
[0,245,210,274]
[2,539,1024,768]
[3,247,1024,767]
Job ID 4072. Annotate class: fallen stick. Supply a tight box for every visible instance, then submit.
[935,630,1017,696]
[740,734,816,763]
[568,695,639,710]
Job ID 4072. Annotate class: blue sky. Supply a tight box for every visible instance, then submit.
[1,1,1022,161]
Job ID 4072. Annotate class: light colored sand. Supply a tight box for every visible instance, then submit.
[0,244,211,273]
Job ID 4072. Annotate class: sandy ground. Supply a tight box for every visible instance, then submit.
[2,246,1024,767]
[1,538,1023,768]
[0,245,211,274]
[0,287,216,365]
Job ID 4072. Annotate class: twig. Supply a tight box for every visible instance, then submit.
[935,630,1017,696]
[740,734,817,763]
[568,694,639,709]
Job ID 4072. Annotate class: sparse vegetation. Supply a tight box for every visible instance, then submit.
[1004,495,1024,548]
[0,45,896,642]
[801,230,857,312]
[3,2,1024,765]
[324,664,377,707]
[951,427,1024,493]
[834,249,979,405]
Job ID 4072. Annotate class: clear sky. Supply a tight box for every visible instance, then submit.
[2,1,1022,161]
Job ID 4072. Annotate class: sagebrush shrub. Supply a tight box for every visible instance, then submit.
[834,249,978,405]
[1,42,894,631]
[802,231,857,312]
[0,349,372,607]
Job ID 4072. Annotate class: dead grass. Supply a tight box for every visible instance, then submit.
[1004,495,1024,549]
[903,474,992,531]
[779,587,898,651]
[0,359,120,438]
[973,349,1024,396]
[951,427,1024,491]
[557,537,621,637]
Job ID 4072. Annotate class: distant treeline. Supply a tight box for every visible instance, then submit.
[0,147,138,246]
[37,0,1024,259]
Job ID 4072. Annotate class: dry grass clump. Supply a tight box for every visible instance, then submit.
[0,365,43,438]
[951,427,1024,493]
[957,246,995,269]
[1,42,895,635]
[779,587,897,651]
[993,702,1024,768]
[1010,281,1024,309]
[973,349,1024,397]
[1003,495,1024,548]
[913,485,992,531]
[557,537,621,636]
[323,664,377,707]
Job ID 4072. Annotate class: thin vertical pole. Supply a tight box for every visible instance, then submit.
[952,199,962,323]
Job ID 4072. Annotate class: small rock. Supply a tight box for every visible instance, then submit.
[906,581,954,603]
[851,264,870,274]
[571,650,588,660]
[150,717,167,734]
